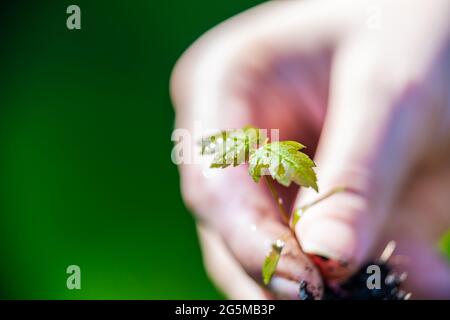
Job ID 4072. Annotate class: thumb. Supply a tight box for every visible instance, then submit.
[294,42,436,280]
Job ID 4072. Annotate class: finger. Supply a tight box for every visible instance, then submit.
[380,160,450,298]
[171,0,345,298]
[184,164,324,299]
[294,40,440,280]
[217,198,324,300]
[381,237,450,299]
[171,0,347,128]
[197,223,272,299]
[223,212,324,299]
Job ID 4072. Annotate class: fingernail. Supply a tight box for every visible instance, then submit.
[308,254,352,280]
[269,277,323,300]
[268,277,302,300]
[299,219,358,280]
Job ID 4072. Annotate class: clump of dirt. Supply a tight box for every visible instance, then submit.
[299,261,410,300]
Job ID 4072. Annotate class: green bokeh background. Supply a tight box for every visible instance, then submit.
[0,0,264,299]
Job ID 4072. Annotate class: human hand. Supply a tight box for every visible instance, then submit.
[171,0,450,299]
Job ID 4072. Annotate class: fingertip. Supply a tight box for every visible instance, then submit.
[295,190,380,281]
[298,218,360,280]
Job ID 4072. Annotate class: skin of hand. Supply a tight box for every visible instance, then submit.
[170,0,450,299]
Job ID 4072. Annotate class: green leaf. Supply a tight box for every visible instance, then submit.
[290,208,303,229]
[200,127,267,168]
[438,229,450,261]
[262,240,285,285]
[249,141,318,191]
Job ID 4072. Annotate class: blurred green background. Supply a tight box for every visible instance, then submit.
[0,0,264,299]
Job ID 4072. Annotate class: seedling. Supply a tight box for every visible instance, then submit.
[200,126,343,285]
[200,127,410,300]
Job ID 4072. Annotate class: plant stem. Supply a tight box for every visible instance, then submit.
[290,186,347,229]
[299,186,347,211]
[264,176,290,225]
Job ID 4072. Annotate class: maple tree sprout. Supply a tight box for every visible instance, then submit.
[200,127,344,285]
[264,176,290,225]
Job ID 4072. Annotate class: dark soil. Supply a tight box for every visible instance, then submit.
[299,261,409,300]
